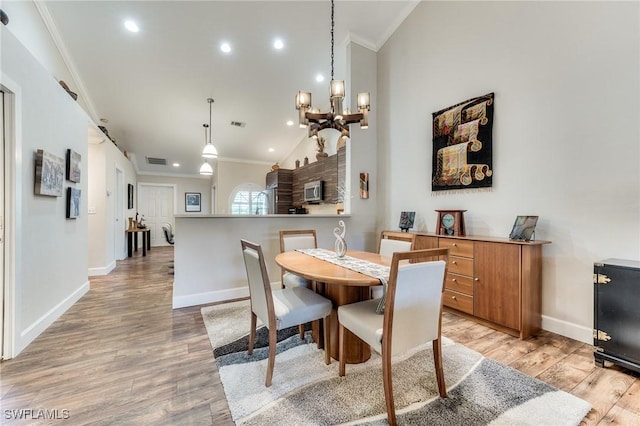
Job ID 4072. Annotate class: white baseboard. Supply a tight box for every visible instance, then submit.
[172,282,282,309]
[16,281,90,356]
[88,261,116,276]
[541,315,592,344]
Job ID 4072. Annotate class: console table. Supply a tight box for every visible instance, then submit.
[126,228,151,257]
[411,233,551,339]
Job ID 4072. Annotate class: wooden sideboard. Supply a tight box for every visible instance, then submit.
[413,233,551,339]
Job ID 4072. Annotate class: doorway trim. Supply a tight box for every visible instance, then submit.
[1,73,21,360]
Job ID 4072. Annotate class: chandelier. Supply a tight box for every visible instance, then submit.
[200,98,217,175]
[295,0,370,139]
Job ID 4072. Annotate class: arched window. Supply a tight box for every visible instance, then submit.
[229,183,269,215]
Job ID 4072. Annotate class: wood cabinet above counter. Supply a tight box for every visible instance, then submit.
[291,146,346,206]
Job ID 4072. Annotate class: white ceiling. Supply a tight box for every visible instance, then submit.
[41,1,418,176]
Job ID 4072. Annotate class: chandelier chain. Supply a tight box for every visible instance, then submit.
[330,0,334,81]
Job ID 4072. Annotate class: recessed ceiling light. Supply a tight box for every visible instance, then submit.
[273,39,284,50]
[124,20,139,33]
[315,74,324,83]
[286,120,294,126]
[172,163,180,167]
[220,42,232,53]
[268,148,275,152]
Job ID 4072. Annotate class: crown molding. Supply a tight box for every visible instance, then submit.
[33,0,99,122]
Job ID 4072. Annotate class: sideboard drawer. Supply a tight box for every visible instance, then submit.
[439,238,474,258]
[448,256,474,276]
[445,273,473,295]
[443,289,473,315]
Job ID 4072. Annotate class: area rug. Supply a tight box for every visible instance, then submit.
[202,300,590,426]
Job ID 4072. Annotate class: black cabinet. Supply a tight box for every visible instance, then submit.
[593,258,640,374]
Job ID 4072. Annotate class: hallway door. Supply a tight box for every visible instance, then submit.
[137,184,175,247]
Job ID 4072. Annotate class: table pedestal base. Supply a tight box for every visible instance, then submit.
[320,283,371,364]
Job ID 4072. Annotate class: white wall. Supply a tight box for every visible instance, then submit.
[215,159,271,214]
[377,1,640,342]
[137,174,212,214]
[1,26,90,356]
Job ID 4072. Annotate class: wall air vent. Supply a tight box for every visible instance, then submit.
[146,157,167,165]
[230,121,246,128]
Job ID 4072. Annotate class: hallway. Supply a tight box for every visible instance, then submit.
[0,247,233,424]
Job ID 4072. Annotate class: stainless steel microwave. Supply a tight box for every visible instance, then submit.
[304,180,323,203]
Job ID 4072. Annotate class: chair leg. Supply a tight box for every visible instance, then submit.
[432,338,447,398]
[382,347,396,426]
[299,324,305,340]
[248,312,257,355]
[265,327,277,387]
[323,315,331,365]
[338,322,346,376]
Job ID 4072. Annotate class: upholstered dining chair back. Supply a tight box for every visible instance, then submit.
[338,248,449,426]
[280,229,317,252]
[241,241,272,326]
[378,231,415,258]
[240,239,333,387]
[386,256,447,355]
[279,230,317,289]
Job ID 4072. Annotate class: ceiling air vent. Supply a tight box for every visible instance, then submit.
[146,157,167,166]
[230,121,246,128]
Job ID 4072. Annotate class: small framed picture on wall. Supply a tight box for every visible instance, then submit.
[185,192,201,212]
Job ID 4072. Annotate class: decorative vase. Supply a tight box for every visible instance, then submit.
[334,220,347,258]
[304,156,309,166]
[316,152,329,161]
[295,159,300,169]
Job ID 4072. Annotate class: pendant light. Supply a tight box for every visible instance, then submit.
[202,98,218,158]
[295,0,370,139]
[199,123,214,175]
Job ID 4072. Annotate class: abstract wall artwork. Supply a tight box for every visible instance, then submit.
[66,187,81,219]
[359,172,369,199]
[432,93,494,192]
[398,211,416,232]
[128,184,134,209]
[34,149,64,196]
[66,149,81,183]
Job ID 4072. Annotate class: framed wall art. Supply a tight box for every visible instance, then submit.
[359,172,369,199]
[66,149,81,183]
[34,149,64,196]
[432,93,494,192]
[509,215,539,241]
[66,187,81,219]
[185,192,201,212]
[398,211,415,232]
[127,184,134,209]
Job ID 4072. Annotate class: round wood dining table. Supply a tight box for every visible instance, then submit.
[275,250,390,364]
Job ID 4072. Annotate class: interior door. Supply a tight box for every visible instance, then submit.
[115,168,125,259]
[137,184,174,247]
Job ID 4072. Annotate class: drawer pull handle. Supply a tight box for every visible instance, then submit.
[451,296,457,300]
[474,278,479,282]
[452,243,457,247]
[452,261,457,265]
[452,278,457,282]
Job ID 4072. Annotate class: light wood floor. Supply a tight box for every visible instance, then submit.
[0,247,638,425]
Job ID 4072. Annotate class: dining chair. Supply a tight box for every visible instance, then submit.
[338,248,449,426]
[240,239,332,387]
[372,231,416,298]
[279,229,317,288]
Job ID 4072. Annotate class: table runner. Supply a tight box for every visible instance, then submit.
[296,248,389,313]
